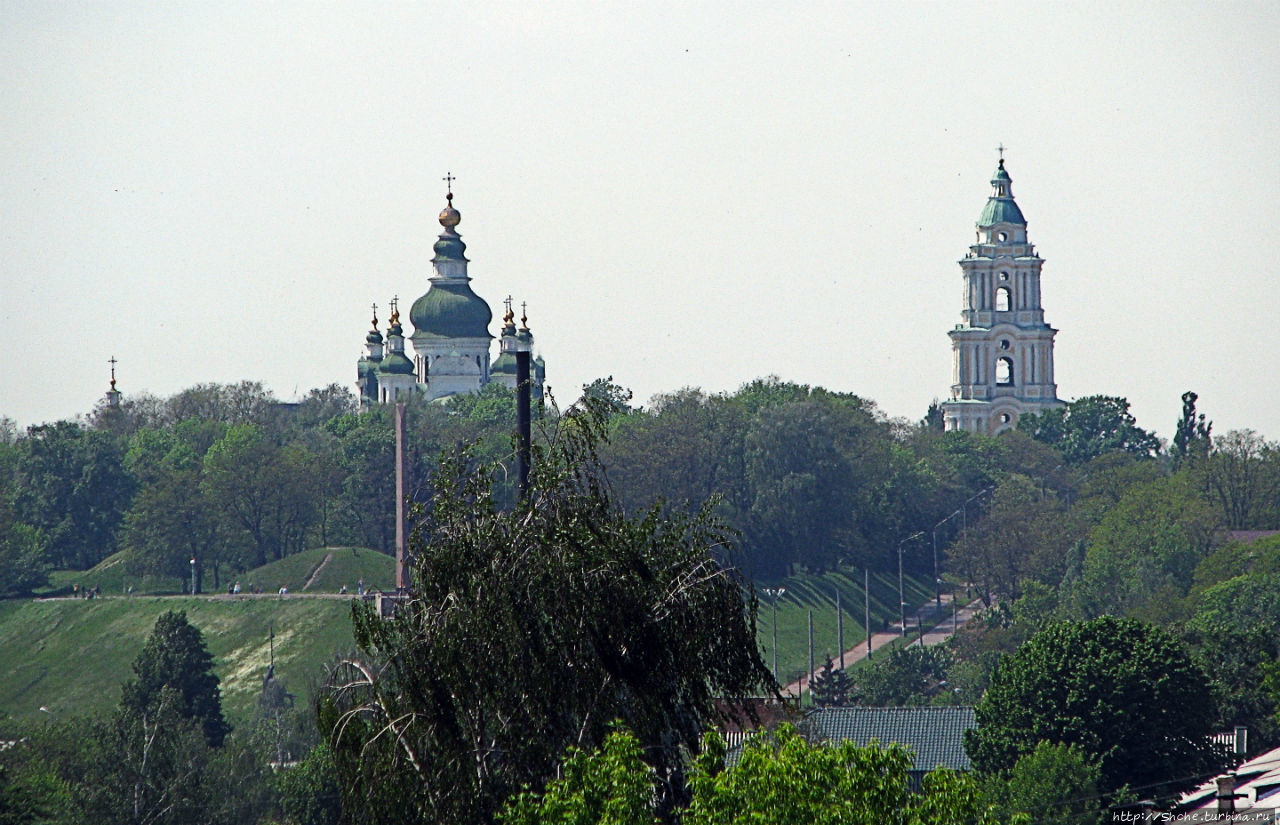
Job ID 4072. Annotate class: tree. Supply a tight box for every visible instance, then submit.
[1017,396,1159,465]
[122,610,230,748]
[500,726,656,825]
[13,421,134,569]
[965,616,1223,797]
[1068,475,1217,621]
[502,724,1014,825]
[1171,391,1212,467]
[683,725,1004,825]
[854,645,953,706]
[809,658,855,707]
[318,402,774,825]
[1199,430,1280,530]
[0,496,48,597]
[984,742,1103,825]
[277,743,342,825]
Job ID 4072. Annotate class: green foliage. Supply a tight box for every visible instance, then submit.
[1017,396,1159,465]
[13,421,134,569]
[580,376,635,417]
[809,658,855,707]
[319,403,774,825]
[984,741,1104,825]
[1068,475,1216,621]
[1172,391,1212,467]
[1197,429,1280,530]
[277,743,341,825]
[122,610,231,747]
[855,644,954,706]
[0,498,48,598]
[966,616,1222,797]
[684,724,1005,825]
[503,724,1016,825]
[1184,573,1280,746]
[501,726,656,825]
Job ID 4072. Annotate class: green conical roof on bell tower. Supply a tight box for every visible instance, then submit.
[977,157,1026,227]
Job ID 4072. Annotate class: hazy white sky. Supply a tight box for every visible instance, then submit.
[3,2,1278,442]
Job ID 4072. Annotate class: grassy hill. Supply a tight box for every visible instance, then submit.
[754,570,939,688]
[44,546,396,597]
[4,548,397,726]
[7,548,935,725]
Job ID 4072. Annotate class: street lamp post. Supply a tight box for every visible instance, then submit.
[190,557,196,596]
[763,587,786,682]
[898,532,924,636]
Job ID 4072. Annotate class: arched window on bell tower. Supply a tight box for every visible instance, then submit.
[996,356,1014,386]
[995,286,1011,312]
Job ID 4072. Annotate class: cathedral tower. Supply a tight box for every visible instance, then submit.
[941,156,1063,434]
[408,185,494,401]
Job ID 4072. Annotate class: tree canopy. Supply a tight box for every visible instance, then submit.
[966,616,1222,797]
[122,609,230,748]
[318,402,775,825]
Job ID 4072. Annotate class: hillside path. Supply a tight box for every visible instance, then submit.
[782,594,983,699]
[302,552,334,591]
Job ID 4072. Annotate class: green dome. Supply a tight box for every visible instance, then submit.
[410,281,493,340]
[491,351,518,375]
[978,197,1026,227]
[378,351,415,375]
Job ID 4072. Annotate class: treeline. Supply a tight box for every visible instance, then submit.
[3,379,1279,602]
[824,391,1280,756]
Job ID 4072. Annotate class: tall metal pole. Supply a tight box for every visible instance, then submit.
[864,568,871,659]
[932,527,941,608]
[898,531,924,637]
[807,610,814,707]
[764,587,786,682]
[515,311,532,502]
[190,557,196,596]
[395,402,407,591]
[836,587,844,670]
[772,595,779,681]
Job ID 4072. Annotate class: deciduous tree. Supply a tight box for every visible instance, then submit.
[318,402,774,825]
[966,616,1222,797]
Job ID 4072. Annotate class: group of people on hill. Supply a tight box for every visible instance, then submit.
[70,583,100,599]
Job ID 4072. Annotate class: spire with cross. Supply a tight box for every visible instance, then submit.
[443,172,456,204]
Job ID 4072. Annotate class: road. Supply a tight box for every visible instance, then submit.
[782,593,983,699]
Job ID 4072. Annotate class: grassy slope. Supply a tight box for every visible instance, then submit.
[754,570,937,687]
[3,549,396,726]
[14,551,930,723]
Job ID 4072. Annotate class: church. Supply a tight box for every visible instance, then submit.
[941,156,1063,434]
[357,182,545,406]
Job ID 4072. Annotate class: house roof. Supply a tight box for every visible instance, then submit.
[805,706,977,773]
[1180,745,1280,812]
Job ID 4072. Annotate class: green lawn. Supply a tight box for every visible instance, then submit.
[753,570,938,690]
[0,595,359,725]
[1,546,396,726]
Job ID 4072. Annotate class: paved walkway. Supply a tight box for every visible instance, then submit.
[782,593,983,699]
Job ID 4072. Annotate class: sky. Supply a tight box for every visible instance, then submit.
[3,2,1279,443]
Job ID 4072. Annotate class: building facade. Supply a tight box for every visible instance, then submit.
[357,188,544,406]
[941,158,1063,434]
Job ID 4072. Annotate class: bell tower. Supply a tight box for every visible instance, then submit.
[941,154,1063,434]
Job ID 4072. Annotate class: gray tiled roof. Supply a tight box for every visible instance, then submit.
[804,706,977,772]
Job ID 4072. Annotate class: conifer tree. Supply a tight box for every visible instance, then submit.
[809,657,856,707]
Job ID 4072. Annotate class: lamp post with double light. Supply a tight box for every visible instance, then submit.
[763,586,787,682]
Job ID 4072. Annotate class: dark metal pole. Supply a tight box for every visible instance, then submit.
[516,348,531,501]
[836,587,844,670]
[807,610,814,707]
[864,568,871,659]
[395,402,407,591]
